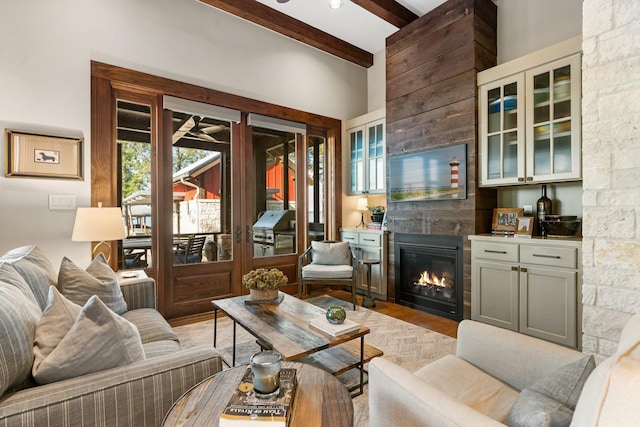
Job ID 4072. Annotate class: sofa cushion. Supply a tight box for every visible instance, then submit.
[58,253,127,314]
[0,245,57,310]
[571,313,640,427]
[32,294,145,385]
[311,241,351,265]
[414,354,520,422]
[0,283,41,395]
[0,262,39,304]
[506,355,595,427]
[121,308,179,344]
[142,340,182,359]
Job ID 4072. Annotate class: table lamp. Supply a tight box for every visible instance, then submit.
[356,197,368,229]
[72,203,126,262]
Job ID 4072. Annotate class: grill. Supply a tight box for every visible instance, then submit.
[252,210,296,257]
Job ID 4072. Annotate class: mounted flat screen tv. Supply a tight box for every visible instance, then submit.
[389,144,466,202]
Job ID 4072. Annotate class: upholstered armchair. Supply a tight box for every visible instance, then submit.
[298,240,357,309]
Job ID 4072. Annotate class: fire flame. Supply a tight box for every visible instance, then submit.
[417,270,447,287]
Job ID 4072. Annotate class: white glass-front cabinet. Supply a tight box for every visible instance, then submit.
[347,108,385,195]
[478,37,582,187]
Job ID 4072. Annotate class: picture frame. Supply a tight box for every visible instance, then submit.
[5,129,83,180]
[492,208,524,233]
[515,216,534,238]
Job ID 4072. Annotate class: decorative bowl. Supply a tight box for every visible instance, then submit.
[326,306,347,324]
[542,217,581,237]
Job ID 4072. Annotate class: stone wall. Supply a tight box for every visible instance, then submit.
[581,0,640,358]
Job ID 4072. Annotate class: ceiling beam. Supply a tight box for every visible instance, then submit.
[352,0,419,28]
[199,0,374,68]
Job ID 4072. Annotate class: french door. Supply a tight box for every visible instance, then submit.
[91,62,342,320]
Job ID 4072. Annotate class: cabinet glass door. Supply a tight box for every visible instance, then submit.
[526,54,581,182]
[367,121,385,193]
[480,75,525,185]
[350,127,364,193]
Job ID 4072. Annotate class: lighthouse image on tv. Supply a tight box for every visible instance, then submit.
[389,144,467,202]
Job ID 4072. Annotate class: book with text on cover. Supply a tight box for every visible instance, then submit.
[309,315,360,337]
[219,367,297,427]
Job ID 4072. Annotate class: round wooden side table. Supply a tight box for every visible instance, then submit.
[359,258,380,308]
[162,361,353,427]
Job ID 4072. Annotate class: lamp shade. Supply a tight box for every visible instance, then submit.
[356,197,368,212]
[72,206,126,242]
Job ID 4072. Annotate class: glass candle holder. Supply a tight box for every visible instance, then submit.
[250,350,282,398]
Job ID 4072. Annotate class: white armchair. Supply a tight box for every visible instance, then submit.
[369,315,640,427]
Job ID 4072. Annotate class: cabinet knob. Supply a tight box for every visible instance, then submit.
[518,177,525,182]
[511,266,518,271]
[526,177,533,181]
[520,267,528,273]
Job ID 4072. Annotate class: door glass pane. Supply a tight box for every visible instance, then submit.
[533,72,551,124]
[368,123,384,190]
[252,127,296,258]
[487,134,501,179]
[503,83,518,130]
[553,65,572,121]
[170,112,232,265]
[503,131,518,178]
[350,129,364,192]
[534,127,551,175]
[554,122,572,173]
[488,87,500,133]
[307,134,325,243]
[117,100,153,270]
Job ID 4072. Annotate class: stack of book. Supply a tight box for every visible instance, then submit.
[309,316,360,337]
[366,223,382,230]
[219,367,297,426]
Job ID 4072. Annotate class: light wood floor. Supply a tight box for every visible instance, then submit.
[322,289,459,338]
[170,289,460,339]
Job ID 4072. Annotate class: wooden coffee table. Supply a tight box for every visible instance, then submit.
[212,293,382,396]
[162,361,353,426]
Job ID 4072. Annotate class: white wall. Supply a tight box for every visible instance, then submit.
[494,0,583,216]
[0,0,367,267]
[496,0,583,63]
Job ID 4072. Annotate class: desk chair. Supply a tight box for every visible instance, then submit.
[298,240,357,309]
[174,235,206,264]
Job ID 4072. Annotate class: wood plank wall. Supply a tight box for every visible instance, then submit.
[385,0,497,318]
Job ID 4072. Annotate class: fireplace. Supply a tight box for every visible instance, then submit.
[395,233,463,321]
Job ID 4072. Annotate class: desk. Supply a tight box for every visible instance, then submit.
[162,361,353,427]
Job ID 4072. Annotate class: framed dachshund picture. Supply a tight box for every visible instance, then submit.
[5,129,83,180]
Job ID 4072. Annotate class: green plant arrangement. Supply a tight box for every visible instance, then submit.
[367,205,386,214]
[242,268,288,290]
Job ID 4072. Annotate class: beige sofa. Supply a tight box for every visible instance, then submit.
[0,245,223,426]
[369,315,640,426]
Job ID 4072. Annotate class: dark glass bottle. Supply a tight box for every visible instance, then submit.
[536,185,552,236]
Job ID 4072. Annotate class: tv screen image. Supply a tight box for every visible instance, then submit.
[389,144,467,202]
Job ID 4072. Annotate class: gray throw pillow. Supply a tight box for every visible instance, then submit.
[33,286,82,372]
[58,253,127,314]
[32,294,145,385]
[311,241,351,265]
[0,284,41,395]
[0,245,57,310]
[505,355,595,427]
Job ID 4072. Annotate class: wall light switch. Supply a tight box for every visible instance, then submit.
[49,194,76,210]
